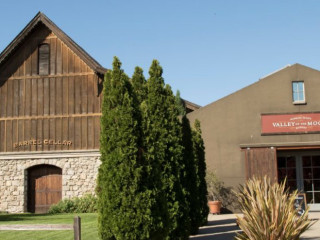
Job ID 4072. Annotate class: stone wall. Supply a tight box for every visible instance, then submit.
[0,151,100,213]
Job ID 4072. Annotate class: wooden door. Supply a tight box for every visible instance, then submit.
[245,147,278,183]
[28,165,62,213]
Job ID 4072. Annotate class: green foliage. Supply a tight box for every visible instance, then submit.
[205,171,223,201]
[175,90,186,116]
[141,60,190,239]
[176,92,208,233]
[176,89,201,235]
[236,176,313,240]
[180,115,198,234]
[131,66,146,105]
[131,63,170,240]
[205,170,238,212]
[192,120,208,226]
[48,194,97,214]
[164,85,190,239]
[131,66,145,155]
[97,57,147,240]
[98,57,207,240]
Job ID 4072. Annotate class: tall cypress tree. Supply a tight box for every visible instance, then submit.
[98,57,149,239]
[131,66,146,158]
[176,91,200,234]
[131,66,146,105]
[142,60,190,239]
[139,60,171,239]
[98,57,203,239]
[131,64,170,240]
[192,120,208,226]
[175,90,186,116]
[182,118,200,233]
[164,85,190,239]
[176,91,208,233]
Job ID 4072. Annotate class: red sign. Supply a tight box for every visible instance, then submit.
[261,113,320,134]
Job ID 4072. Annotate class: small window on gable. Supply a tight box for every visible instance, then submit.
[292,81,305,104]
[38,44,50,75]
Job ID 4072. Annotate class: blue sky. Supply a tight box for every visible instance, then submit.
[1,1,320,106]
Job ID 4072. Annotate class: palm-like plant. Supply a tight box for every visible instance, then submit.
[236,176,313,240]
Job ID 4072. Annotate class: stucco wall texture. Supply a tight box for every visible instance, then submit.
[187,64,320,189]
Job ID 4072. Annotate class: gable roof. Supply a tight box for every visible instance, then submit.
[182,98,201,112]
[188,63,320,115]
[0,12,107,75]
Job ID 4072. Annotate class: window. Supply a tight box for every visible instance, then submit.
[277,156,297,191]
[38,44,50,75]
[292,81,305,104]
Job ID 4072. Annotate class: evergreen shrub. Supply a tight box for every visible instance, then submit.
[191,120,208,227]
[98,57,168,240]
[97,57,208,239]
[48,194,97,214]
[177,90,208,233]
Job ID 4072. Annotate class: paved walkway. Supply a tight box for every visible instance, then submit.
[190,212,320,240]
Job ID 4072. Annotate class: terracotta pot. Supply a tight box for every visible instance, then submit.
[208,200,222,214]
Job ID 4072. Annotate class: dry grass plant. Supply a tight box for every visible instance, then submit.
[235,176,313,240]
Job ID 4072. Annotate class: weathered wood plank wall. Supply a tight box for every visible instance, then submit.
[0,25,102,152]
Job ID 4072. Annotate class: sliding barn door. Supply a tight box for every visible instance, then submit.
[245,147,277,183]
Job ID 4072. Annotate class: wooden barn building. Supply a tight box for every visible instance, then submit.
[188,64,320,211]
[0,12,199,213]
[0,12,107,213]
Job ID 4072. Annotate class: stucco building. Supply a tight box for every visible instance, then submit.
[188,64,320,211]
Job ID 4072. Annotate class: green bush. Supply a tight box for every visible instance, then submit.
[48,194,97,214]
[98,57,162,240]
[236,176,313,240]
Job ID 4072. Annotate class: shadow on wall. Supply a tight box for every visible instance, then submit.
[206,170,240,213]
[219,185,239,213]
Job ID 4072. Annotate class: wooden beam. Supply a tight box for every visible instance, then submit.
[1,72,95,81]
[0,113,102,121]
[277,146,320,150]
[73,216,81,240]
[0,216,81,240]
[0,224,73,230]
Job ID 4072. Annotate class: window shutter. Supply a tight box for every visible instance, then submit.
[38,44,50,75]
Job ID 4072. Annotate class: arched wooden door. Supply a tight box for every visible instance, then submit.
[27,165,62,213]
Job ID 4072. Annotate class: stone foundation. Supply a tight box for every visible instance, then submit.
[0,150,100,213]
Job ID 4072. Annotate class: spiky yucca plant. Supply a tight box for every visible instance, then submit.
[236,176,313,240]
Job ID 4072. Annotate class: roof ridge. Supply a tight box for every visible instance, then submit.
[0,12,107,74]
[259,64,292,80]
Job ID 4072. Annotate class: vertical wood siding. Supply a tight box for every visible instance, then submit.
[0,25,102,152]
[245,147,278,182]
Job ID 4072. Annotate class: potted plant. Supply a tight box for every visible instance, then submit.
[206,170,223,214]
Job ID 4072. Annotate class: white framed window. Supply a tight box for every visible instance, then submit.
[292,81,305,104]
